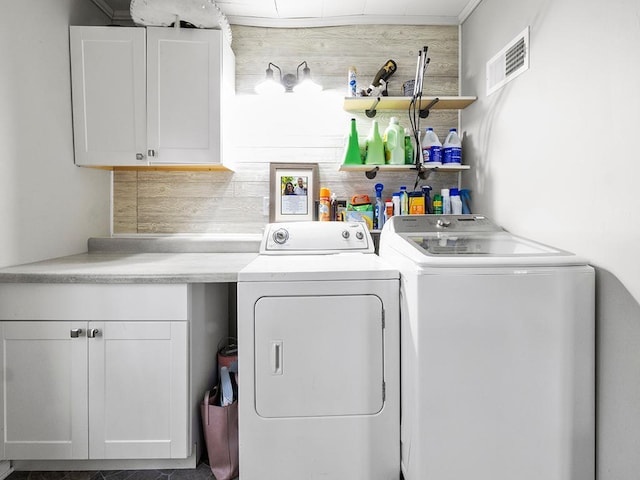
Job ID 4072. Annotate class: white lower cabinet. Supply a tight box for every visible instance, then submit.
[0,320,188,461]
[0,282,227,466]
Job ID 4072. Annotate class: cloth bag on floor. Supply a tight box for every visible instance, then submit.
[201,340,239,480]
[201,387,238,480]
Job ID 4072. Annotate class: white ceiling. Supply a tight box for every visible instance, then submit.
[93,0,482,26]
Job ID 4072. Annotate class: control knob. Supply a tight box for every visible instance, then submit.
[273,228,289,244]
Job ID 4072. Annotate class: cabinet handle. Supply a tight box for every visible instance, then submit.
[147,149,156,157]
[88,328,101,338]
[70,328,83,338]
[136,153,144,160]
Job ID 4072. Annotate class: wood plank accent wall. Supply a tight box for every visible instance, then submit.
[113,24,461,234]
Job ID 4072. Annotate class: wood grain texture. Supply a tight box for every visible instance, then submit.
[113,24,463,234]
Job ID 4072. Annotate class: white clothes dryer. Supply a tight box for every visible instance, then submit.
[379,214,595,480]
[237,222,400,480]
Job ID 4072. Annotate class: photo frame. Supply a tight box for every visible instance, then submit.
[269,163,319,222]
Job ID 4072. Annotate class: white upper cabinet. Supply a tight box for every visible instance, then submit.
[70,26,234,167]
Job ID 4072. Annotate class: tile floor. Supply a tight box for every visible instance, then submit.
[5,461,223,480]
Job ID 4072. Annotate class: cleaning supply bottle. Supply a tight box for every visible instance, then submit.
[342,118,363,165]
[399,186,409,215]
[443,128,462,165]
[460,189,472,214]
[365,120,385,165]
[384,117,405,165]
[404,128,414,164]
[409,191,425,215]
[441,188,451,214]
[330,192,338,221]
[392,192,401,216]
[422,185,433,214]
[348,67,357,97]
[319,187,331,221]
[433,194,443,214]
[450,188,463,215]
[385,199,394,224]
[374,183,385,230]
[421,127,442,166]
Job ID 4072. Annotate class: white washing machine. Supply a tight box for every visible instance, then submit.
[378,214,595,480]
[237,221,400,480]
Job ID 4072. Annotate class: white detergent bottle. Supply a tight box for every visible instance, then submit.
[421,127,442,166]
[450,188,463,214]
[443,128,462,165]
[441,188,451,214]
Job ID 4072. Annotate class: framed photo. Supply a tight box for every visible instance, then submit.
[269,163,319,222]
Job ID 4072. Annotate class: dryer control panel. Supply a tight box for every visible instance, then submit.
[261,222,374,254]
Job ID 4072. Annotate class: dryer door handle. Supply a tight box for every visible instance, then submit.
[271,340,283,375]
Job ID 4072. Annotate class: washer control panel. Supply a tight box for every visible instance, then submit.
[262,222,373,254]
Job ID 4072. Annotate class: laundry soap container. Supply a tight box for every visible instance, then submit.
[384,117,405,165]
[365,120,385,165]
[342,118,363,165]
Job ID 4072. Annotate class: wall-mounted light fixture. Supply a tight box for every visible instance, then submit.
[255,61,322,95]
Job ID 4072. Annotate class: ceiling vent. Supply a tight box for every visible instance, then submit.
[486,26,529,96]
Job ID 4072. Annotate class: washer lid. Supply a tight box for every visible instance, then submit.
[380,216,588,267]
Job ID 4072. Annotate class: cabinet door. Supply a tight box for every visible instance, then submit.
[146,28,222,164]
[0,322,88,460]
[88,321,188,459]
[70,26,147,166]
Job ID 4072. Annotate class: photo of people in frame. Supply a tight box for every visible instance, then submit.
[280,175,308,215]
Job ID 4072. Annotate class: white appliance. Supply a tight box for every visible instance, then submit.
[378,214,595,480]
[237,221,400,480]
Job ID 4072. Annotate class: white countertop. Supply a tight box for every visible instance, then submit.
[0,234,262,284]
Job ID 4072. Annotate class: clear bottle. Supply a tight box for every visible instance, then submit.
[399,186,409,215]
[441,188,451,214]
[365,120,385,165]
[421,127,442,166]
[450,188,463,215]
[384,117,405,165]
[404,128,414,165]
[443,128,462,165]
[374,183,385,230]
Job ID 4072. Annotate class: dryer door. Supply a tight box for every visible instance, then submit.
[254,294,384,418]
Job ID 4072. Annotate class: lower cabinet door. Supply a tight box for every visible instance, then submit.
[88,321,189,459]
[0,321,89,460]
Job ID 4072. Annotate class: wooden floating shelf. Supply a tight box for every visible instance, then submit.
[339,164,470,172]
[343,95,477,112]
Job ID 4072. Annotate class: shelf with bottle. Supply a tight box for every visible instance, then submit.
[343,95,476,118]
[338,164,469,172]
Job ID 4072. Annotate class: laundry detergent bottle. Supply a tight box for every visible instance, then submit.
[384,117,405,165]
[365,120,385,165]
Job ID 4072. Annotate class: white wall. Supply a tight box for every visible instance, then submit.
[461,0,640,478]
[0,0,111,268]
